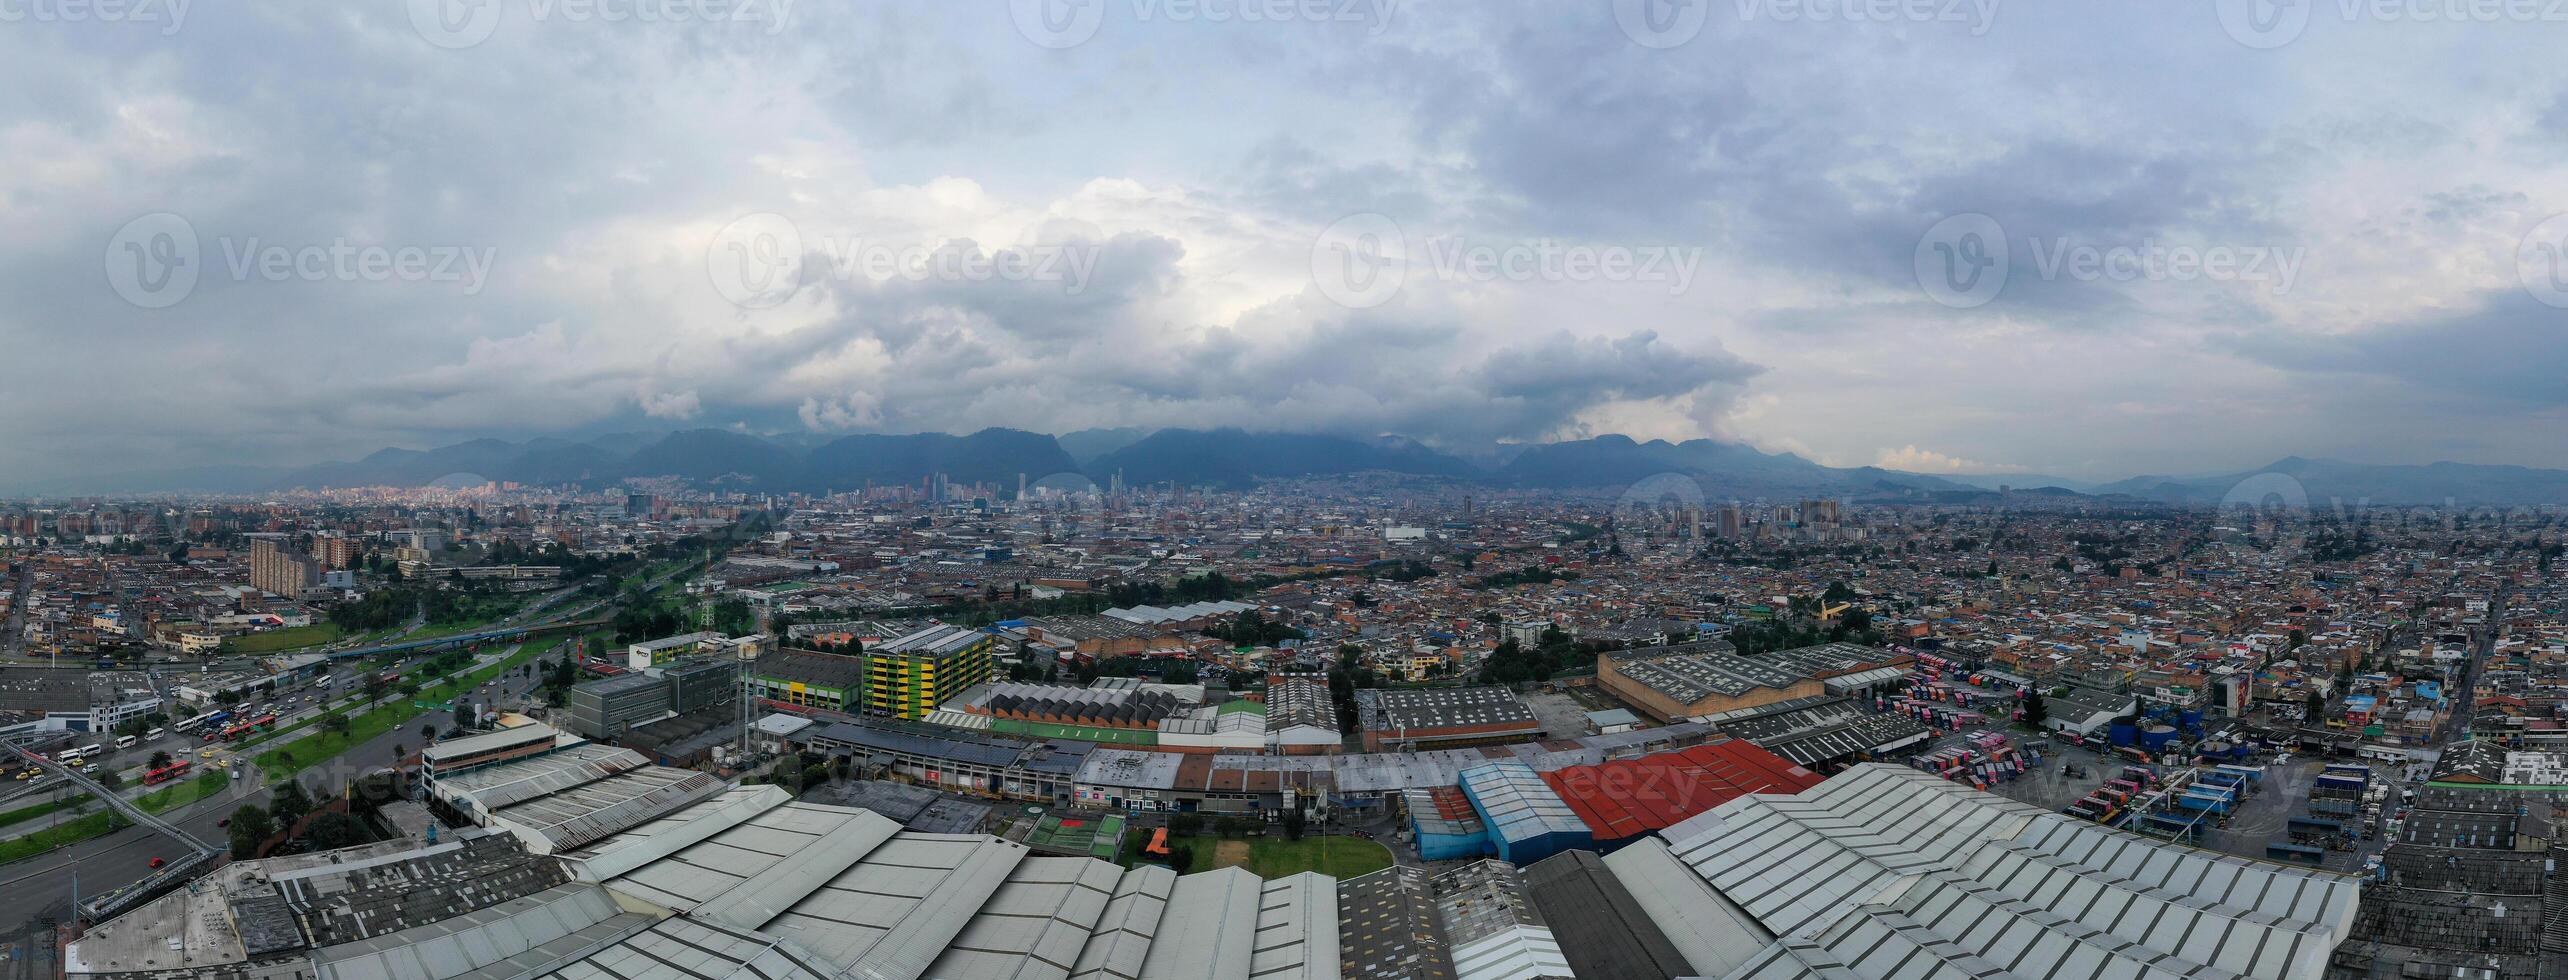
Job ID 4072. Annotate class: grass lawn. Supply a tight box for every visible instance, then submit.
[136,771,229,814]
[0,811,129,864]
[223,623,343,654]
[1180,834,1394,879]
[0,794,88,829]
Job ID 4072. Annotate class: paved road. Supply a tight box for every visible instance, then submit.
[0,556,684,960]
[0,647,510,945]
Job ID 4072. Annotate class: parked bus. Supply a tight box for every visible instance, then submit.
[145,727,166,741]
[115,735,138,750]
[142,760,193,786]
[56,744,93,762]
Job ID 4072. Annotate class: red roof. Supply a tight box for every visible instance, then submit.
[1539,739,1824,841]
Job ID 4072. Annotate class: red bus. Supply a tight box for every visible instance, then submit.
[143,760,193,785]
[217,714,279,740]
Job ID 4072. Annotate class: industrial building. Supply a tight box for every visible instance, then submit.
[1536,740,1823,846]
[1597,641,1911,723]
[1457,762,1592,865]
[864,623,998,719]
[69,754,2370,980]
[565,658,741,740]
[1696,694,1933,768]
[1355,686,1543,751]
[743,646,866,712]
[565,672,678,739]
[1618,763,2362,980]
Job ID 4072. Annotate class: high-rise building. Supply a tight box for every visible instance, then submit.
[864,624,996,719]
[310,533,359,569]
[247,534,322,597]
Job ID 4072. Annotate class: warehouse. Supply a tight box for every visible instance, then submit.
[1355,686,1543,751]
[1457,762,1591,865]
[1598,642,1911,723]
[1697,695,1932,769]
[1628,763,2362,980]
[1519,850,1695,980]
[1537,739,1823,847]
[73,741,2368,980]
[428,742,727,853]
[1404,785,1493,861]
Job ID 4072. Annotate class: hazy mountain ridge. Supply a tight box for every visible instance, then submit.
[24,432,2568,505]
[2088,456,2568,507]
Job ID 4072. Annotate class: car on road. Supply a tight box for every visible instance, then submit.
[217,818,230,828]
[148,857,165,869]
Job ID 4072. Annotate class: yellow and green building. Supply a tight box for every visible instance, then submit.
[864,624,998,719]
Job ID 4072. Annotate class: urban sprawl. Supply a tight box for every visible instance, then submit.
[5,478,2568,980]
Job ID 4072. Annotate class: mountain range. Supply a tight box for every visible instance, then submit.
[23,428,2568,506]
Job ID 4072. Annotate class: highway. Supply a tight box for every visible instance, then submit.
[0,555,695,968]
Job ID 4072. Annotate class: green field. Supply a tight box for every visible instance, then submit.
[1022,813,1126,861]
[223,623,344,654]
[0,794,88,829]
[1180,834,1394,879]
[0,811,129,863]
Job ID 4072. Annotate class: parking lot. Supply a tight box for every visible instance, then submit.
[1963,736,2387,873]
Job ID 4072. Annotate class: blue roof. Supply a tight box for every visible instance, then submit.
[1458,762,1585,843]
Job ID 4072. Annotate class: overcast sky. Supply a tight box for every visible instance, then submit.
[4,0,2567,485]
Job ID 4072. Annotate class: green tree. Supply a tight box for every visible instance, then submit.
[228,804,277,859]
[148,750,173,771]
[270,780,314,828]
[2021,689,2047,728]
[1281,809,1306,841]
[305,812,365,850]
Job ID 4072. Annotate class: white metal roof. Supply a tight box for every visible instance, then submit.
[1638,764,2363,980]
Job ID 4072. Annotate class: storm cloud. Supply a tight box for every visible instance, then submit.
[3,2,2566,485]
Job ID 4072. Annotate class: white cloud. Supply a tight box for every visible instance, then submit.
[1875,446,2022,475]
